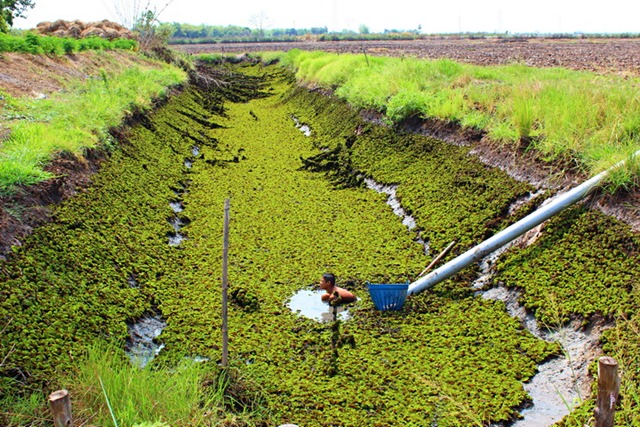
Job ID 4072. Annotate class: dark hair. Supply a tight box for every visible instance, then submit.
[322,273,335,286]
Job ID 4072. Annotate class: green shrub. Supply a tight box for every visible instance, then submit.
[0,32,138,54]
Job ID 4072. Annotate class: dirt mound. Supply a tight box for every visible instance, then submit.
[35,19,134,40]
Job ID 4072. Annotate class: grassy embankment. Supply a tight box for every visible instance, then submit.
[271,49,640,190]
[0,34,186,193]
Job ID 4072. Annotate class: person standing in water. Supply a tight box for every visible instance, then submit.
[319,273,356,304]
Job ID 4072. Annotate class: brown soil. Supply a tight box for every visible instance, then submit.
[174,37,640,76]
[0,51,170,258]
[1,39,640,258]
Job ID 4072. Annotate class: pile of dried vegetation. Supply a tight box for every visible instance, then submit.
[35,19,134,40]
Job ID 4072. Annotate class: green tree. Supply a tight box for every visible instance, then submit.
[0,0,35,33]
[358,24,370,34]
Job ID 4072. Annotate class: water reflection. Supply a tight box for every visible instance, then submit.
[287,289,351,322]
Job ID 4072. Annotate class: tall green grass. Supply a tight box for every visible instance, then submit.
[277,50,640,189]
[0,57,186,193]
[0,341,243,427]
[70,341,215,427]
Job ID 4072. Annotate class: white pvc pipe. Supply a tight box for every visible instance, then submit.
[408,149,640,296]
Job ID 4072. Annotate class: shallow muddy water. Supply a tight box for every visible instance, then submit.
[483,287,602,427]
[363,177,429,254]
[292,116,311,137]
[469,222,601,427]
[125,313,166,368]
[287,288,351,322]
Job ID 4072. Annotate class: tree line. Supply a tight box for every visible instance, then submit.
[165,22,330,43]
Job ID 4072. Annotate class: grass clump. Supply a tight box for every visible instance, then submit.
[70,342,221,427]
[0,32,137,54]
[1,341,262,427]
[278,50,640,190]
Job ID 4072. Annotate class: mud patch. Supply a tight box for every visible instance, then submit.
[482,287,609,427]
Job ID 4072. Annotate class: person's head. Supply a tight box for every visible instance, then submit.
[319,273,335,290]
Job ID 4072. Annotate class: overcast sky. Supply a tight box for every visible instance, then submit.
[13,0,640,34]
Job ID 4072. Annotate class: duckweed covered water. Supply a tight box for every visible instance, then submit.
[2,60,640,426]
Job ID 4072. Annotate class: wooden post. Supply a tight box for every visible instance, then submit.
[418,240,456,277]
[221,198,230,367]
[49,390,73,427]
[595,356,620,427]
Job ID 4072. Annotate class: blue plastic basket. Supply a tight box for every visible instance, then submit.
[367,281,409,311]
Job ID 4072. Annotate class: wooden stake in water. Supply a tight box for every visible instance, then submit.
[221,198,230,367]
[595,356,620,427]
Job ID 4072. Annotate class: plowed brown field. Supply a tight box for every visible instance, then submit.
[174,37,640,75]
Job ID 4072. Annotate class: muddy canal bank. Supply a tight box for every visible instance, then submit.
[1,60,640,427]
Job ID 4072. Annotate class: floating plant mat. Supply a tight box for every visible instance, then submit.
[153,63,559,426]
[2,61,639,426]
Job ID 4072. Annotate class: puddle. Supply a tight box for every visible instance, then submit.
[125,313,166,368]
[169,183,188,246]
[168,232,185,246]
[169,216,185,231]
[287,289,351,322]
[170,200,184,213]
[482,287,601,427]
[168,216,187,246]
[364,177,429,254]
[292,116,312,137]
